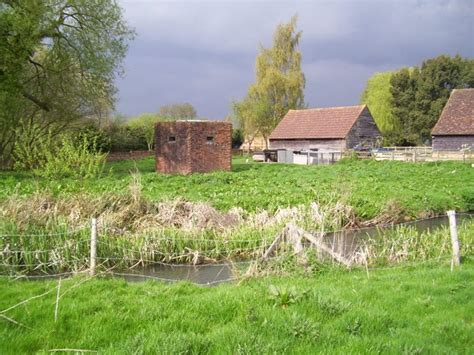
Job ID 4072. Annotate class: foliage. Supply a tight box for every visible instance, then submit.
[128,113,163,151]
[104,116,148,152]
[157,102,197,120]
[360,55,474,146]
[234,15,305,146]
[37,135,106,179]
[11,122,54,171]
[0,0,134,167]
[362,222,474,267]
[360,71,399,143]
[232,128,244,148]
[0,261,473,353]
[268,284,308,308]
[390,55,474,145]
[389,67,418,145]
[13,132,106,179]
[72,125,111,153]
[0,157,473,221]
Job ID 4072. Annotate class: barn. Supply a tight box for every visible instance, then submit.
[155,120,232,174]
[431,89,474,151]
[269,105,381,151]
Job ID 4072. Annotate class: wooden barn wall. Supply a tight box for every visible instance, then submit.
[432,135,474,151]
[345,107,381,149]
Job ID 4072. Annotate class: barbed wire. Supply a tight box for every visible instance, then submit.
[0,212,471,240]
[0,254,463,284]
[0,271,84,280]
[95,243,269,256]
[95,257,255,268]
[0,224,88,239]
[321,212,474,236]
[1,239,91,254]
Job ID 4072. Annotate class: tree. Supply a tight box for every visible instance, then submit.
[128,113,163,151]
[234,15,305,147]
[389,68,418,145]
[360,71,399,142]
[412,55,474,143]
[157,103,197,120]
[0,0,134,167]
[390,55,474,145]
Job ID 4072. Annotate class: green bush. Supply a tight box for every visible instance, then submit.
[232,128,244,148]
[14,130,106,179]
[107,125,148,152]
[72,126,111,153]
[38,135,106,179]
[12,123,52,171]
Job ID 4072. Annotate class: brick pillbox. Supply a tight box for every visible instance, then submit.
[155,120,232,174]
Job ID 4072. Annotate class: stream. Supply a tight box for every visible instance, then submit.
[13,214,473,284]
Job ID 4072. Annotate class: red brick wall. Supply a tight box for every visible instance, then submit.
[155,121,231,174]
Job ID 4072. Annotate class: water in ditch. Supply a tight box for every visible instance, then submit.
[316,214,473,258]
[11,214,472,284]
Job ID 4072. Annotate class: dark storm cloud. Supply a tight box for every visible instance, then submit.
[116,0,474,118]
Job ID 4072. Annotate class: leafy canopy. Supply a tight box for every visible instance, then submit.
[128,113,164,151]
[360,72,398,136]
[360,55,474,146]
[0,0,134,166]
[157,103,197,120]
[234,15,305,146]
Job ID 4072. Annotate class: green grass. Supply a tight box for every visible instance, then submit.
[1,156,473,219]
[1,260,473,353]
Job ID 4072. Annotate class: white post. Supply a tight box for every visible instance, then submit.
[447,210,460,270]
[90,218,97,276]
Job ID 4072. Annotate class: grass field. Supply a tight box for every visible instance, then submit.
[0,259,473,354]
[1,157,473,219]
[1,158,473,353]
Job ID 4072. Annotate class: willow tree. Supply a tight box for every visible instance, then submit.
[0,0,134,167]
[234,15,305,147]
[360,71,399,143]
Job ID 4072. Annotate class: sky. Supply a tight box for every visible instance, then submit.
[115,0,474,119]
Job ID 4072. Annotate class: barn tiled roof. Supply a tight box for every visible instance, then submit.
[432,89,474,136]
[269,105,366,140]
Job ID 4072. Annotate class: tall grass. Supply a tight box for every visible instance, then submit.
[0,165,472,274]
[359,220,473,266]
[1,215,472,275]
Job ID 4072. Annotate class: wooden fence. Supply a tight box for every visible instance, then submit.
[372,148,474,163]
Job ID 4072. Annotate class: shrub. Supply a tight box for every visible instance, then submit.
[107,125,148,152]
[14,130,106,179]
[37,134,106,179]
[72,126,111,153]
[232,128,244,149]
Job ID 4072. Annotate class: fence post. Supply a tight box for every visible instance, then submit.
[90,217,97,276]
[447,210,460,271]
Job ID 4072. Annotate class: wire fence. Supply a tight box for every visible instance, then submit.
[0,212,472,283]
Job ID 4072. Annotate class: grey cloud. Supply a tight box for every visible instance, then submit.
[116,0,474,118]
